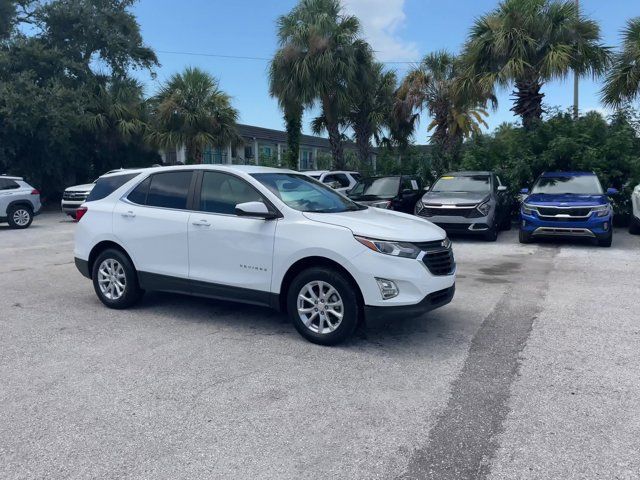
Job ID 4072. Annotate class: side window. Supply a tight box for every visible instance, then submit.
[0,179,20,190]
[333,174,350,188]
[127,177,151,205]
[146,171,193,210]
[199,172,263,215]
[86,173,138,202]
[401,177,420,192]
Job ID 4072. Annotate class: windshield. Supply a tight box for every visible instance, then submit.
[532,175,603,195]
[252,173,364,213]
[349,177,400,197]
[432,175,491,193]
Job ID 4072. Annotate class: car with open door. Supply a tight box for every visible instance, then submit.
[74,166,455,346]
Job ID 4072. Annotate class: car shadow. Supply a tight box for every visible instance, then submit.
[131,291,463,352]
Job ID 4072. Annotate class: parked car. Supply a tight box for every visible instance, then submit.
[61,169,130,219]
[348,175,424,214]
[414,171,510,241]
[303,170,361,194]
[519,171,617,247]
[630,183,640,235]
[74,166,456,345]
[0,175,41,229]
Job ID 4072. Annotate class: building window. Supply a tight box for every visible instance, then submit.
[164,148,178,165]
[261,146,273,158]
[203,146,226,164]
[300,150,313,170]
[244,145,254,159]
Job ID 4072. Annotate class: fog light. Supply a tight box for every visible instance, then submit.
[376,278,399,300]
[603,222,609,231]
[522,220,526,227]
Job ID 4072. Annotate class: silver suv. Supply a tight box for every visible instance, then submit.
[0,175,42,229]
[61,169,131,219]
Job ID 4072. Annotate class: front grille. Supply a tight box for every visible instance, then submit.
[420,207,473,217]
[63,191,89,201]
[416,241,455,276]
[537,206,591,217]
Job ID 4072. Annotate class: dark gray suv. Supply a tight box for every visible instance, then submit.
[414,171,511,241]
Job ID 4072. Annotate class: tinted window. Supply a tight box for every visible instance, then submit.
[252,173,363,213]
[431,175,491,193]
[146,171,193,209]
[199,172,263,214]
[401,177,420,191]
[324,174,350,188]
[86,173,138,202]
[532,175,603,195]
[0,179,20,190]
[127,177,151,205]
[349,177,400,198]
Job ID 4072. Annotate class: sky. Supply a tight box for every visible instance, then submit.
[131,0,639,144]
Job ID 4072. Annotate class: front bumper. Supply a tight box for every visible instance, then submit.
[61,200,85,215]
[415,212,495,235]
[364,285,455,322]
[75,257,91,279]
[520,212,612,238]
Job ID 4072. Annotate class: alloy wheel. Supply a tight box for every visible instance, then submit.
[97,259,126,300]
[13,209,30,227]
[297,280,344,335]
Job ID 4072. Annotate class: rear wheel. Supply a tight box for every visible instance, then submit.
[92,249,143,309]
[519,229,532,244]
[500,214,512,231]
[7,205,33,229]
[287,267,359,346]
[629,217,640,235]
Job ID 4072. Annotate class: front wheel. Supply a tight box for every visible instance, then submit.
[92,249,144,309]
[7,205,33,229]
[483,224,498,242]
[287,267,359,346]
[519,229,532,244]
[597,232,613,248]
[629,217,640,235]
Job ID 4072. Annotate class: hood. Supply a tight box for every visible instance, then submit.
[65,183,95,193]
[525,193,608,206]
[303,207,445,242]
[421,191,488,206]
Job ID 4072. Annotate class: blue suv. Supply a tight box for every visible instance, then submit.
[519,172,617,247]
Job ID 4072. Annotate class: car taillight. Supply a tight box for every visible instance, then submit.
[31,189,40,195]
[76,206,88,221]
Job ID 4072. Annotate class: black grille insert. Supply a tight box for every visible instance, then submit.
[416,241,455,276]
[537,206,591,217]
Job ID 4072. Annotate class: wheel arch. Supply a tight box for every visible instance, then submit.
[88,240,135,279]
[278,256,365,315]
[7,199,35,212]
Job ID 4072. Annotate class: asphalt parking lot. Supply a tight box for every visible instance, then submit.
[1,212,639,480]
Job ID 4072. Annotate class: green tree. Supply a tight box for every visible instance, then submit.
[461,0,609,130]
[147,67,240,164]
[275,0,364,169]
[397,51,495,166]
[602,18,640,107]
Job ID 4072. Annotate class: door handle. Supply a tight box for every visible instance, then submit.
[121,211,136,218]
[192,220,211,227]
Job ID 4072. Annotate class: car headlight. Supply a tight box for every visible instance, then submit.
[522,203,536,215]
[476,201,491,216]
[355,236,421,259]
[592,204,611,217]
[414,199,425,214]
[371,200,391,209]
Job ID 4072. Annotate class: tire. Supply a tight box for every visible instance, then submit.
[629,217,640,235]
[92,248,144,309]
[286,267,359,346]
[500,214,512,231]
[597,232,613,248]
[7,205,33,229]
[519,229,532,244]
[483,224,498,242]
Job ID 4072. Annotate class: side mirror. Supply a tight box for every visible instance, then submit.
[497,185,508,192]
[235,201,278,219]
[606,187,619,195]
[423,185,430,191]
[520,188,529,194]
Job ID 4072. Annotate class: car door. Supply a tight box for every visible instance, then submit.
[187,171,278,304]
[0,179,18,215]
[495,175,508,223]
[113,170,195,281]
[395,176,422,213]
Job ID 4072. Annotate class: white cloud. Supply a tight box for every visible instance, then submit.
[341,0,419,62]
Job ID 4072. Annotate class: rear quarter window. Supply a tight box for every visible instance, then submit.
[86,173,138,202]
[0,179,20,190]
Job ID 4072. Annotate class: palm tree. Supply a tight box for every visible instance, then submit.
[398,51,495,155]
[147,67,239,164]
[269,45,314,169]
[602,18,640,107]
[275,0,363,169]
[461,0,609,130]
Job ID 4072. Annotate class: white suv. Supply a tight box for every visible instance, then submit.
[303,170,361,194]
[0,176,41,229]
[631,183,640,234]
[74,166,455,345]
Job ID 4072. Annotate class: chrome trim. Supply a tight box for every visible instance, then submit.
[468,223,489,231]
[422,204,476,209]
[533,227,595,237]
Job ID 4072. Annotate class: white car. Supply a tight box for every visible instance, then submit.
[74,166,455,345]
[631,183,640,234]
[303,170,361,194]
[61,169,131,218]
